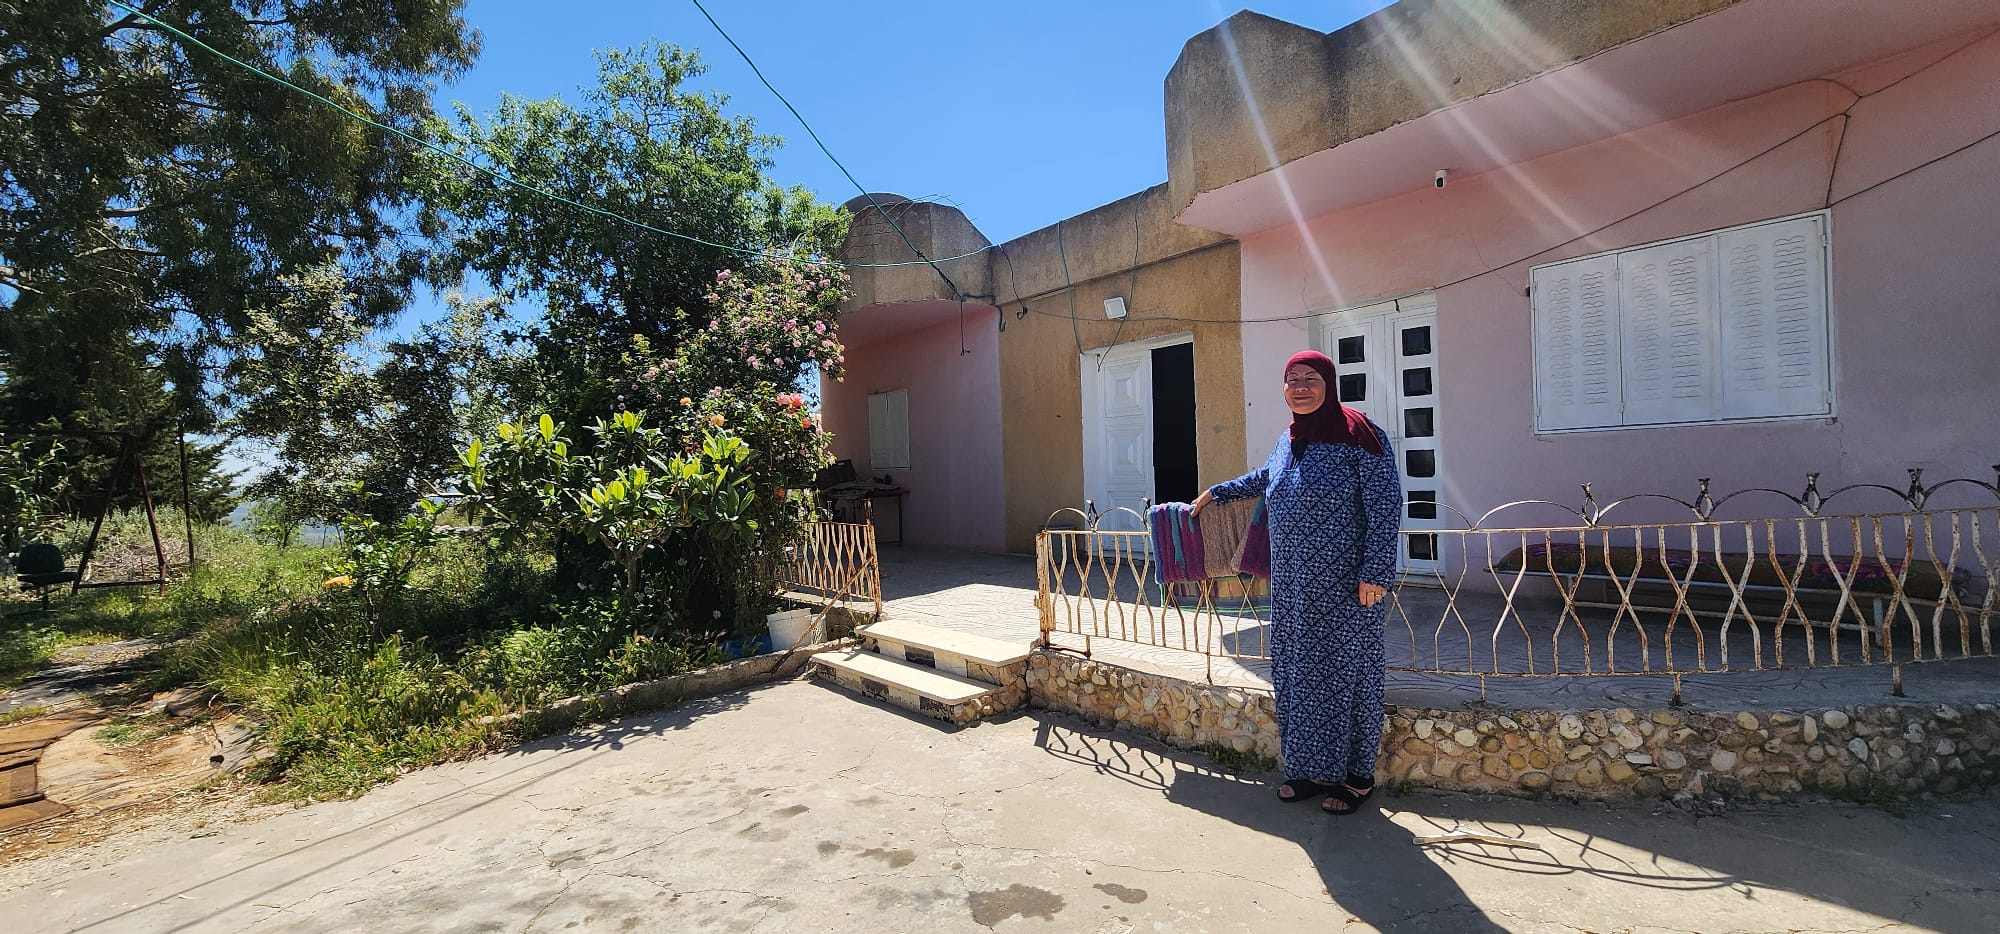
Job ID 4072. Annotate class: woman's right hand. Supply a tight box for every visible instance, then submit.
[1190,488,1214,518]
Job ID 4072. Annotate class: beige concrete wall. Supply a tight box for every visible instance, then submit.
[1165,1,1744,215]
[991,186,1245,554]
[838,195,991,312]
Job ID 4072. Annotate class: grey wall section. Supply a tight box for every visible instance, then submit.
[1164,1,1744,216]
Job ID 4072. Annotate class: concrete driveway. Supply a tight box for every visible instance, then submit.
[2,679,1994,933]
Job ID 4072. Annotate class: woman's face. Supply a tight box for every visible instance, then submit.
[1284,363,1326,415]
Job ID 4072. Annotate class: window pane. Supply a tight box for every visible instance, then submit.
[1402,367,1434,398]
[1407,490,1437,520]
[1403,407,1434,438]
[1338,373,1367,402]
[1408,533,1438,561]
[1406,449,1436,477]
[1401,326,1432,357]
[1337,335,1366,364]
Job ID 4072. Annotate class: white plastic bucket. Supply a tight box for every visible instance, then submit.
[765,608,823,648]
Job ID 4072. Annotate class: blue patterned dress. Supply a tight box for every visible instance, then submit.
[1209,424,1402,784]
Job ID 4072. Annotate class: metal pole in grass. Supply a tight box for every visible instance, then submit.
[179,423,196,568]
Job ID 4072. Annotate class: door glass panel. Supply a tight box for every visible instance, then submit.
[1406,449,1436,477]
[1401,326,1432,357]
[1337,335,1366,364]
[1403,407,1434,438]
[1338,373,1366,402]
[1407,489,1437,520]
[1402,367,1434,397]
[1408,533,1438,561]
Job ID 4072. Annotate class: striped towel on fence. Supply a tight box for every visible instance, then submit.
[1147,498,1271,584]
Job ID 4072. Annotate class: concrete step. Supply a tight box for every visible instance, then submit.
[809,650,1023,725]
[857,619,1031,685]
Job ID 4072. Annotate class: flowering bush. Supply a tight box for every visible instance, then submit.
[639,257,848,399]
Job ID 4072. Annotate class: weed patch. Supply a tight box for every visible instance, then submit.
[1204,744,1278,775]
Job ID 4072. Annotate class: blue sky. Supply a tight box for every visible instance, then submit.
[397,0,1395,327]
[234,2,1400,479]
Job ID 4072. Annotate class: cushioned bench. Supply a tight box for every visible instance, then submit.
[1490,542,1972,631]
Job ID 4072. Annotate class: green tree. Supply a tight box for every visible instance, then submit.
[226,266,518,522]
[0,0,480,507]
[414,42,846,427]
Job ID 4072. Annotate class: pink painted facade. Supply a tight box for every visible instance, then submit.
[819,305,1006,551]
[1236,29,2000,519]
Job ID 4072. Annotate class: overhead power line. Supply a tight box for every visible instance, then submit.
[93,0,991,271]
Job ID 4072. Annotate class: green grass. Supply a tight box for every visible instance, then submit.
[1204,744,1278,775]
[6,512,744,801]
[1836,775,1912,817]
[3,519,333,691]
[0,704,49,726]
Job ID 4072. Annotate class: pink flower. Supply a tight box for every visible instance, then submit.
[813,321,826,335]
[717,269,732,280]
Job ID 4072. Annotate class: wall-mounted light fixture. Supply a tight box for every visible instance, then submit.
[1104,296,1128,319]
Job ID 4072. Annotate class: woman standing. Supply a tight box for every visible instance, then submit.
[1192,350,1402,815]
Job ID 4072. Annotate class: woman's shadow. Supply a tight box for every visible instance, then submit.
[1034,712,1508,932]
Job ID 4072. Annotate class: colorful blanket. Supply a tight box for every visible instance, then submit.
[1148,498,1271,584]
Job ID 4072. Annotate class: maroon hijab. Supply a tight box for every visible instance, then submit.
[1284,350,1385,456]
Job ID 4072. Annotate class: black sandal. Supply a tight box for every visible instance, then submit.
[1276,779,1334,803]
[1322,780,1376,815]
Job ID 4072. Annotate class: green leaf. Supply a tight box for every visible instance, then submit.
[539,414,556,440]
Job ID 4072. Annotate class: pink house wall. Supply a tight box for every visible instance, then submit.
[819,307,1006,551]
[1238,34,2000,519]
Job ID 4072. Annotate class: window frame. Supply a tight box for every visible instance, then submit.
[1529,210,1836,435]
[866,389,911,470]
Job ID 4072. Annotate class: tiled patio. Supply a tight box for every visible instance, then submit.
[875,547,2000,711]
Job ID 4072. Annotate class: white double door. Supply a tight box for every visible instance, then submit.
[1080,334,1190,533]
[1312,295,1443,573]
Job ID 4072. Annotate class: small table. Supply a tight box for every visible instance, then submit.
[830,487,908,545]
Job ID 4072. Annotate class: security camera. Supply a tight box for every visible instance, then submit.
[1434,169,1449,189]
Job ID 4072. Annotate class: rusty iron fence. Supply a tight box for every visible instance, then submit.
[779,518,883,622]
[1035,469,2000,700]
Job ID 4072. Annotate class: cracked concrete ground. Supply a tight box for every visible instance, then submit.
[2,679,1995,933]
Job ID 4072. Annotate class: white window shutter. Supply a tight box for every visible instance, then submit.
[1717,215,1831,419]
[867,390,910,470]
[1618,239,1718,425]
[1532,255,1622,431]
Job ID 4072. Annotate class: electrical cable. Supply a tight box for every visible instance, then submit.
[1057,221,1083,357]
[1015,95,1996,327]
[93,0,992,270]
[686,0,964,298]
[1095,197,1142,366]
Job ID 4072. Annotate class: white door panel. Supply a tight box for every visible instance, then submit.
[1313,297,1442,575]
[1084,347,1155,533]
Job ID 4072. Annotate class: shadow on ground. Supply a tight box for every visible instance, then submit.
[1031,706,1990,933]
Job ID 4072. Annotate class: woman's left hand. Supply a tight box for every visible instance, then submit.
[1357,582,1387,607]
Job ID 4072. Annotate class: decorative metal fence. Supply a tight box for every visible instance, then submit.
[779,519,883,621]
[1035,469,2000,700]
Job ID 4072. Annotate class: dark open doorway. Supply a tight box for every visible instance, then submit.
[1151,342,1198,505]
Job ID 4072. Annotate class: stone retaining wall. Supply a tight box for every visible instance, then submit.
[1027,651,2000,801]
